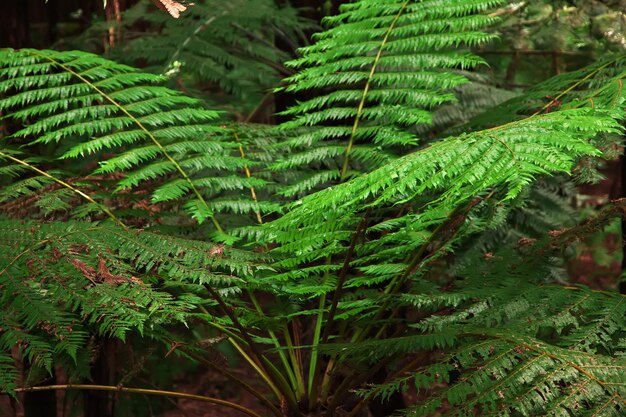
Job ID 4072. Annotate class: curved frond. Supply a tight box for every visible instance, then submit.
[276,0,504,194]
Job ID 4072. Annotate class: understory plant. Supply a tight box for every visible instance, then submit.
[0,1,625,416]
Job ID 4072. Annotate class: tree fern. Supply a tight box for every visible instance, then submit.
[275,0,504,195]
[1,1,626,415]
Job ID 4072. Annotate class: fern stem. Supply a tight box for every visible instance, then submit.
[32,50,224,233]
[531,58,619,117]
[234,130,263,224]
[249,292,302,397]
[321,211,370,345]
[325,356,394,416]
[229,338,284,401]
[307,292,326,407]
[10,384,262,417]
[233,128,304,396]
[204,285,267,367]
[339,0,409,180]
[204,285,299,410]
[0,151,126,228]
[201,316,247,344]
[318,357,334,403]
[308,211,370,407]
[282,321,306,398]
[323,195,495,399]
[355,193,491,344]
[260,354,300,409]
[479,56,621,137]
[196,304,294,411]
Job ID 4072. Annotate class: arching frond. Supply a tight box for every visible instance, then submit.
[266,108,620,268]
[0,49,274,228]
[276,0,504,194]
[0,218,260,393]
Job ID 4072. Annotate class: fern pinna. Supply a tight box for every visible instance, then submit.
[1,1,626,416]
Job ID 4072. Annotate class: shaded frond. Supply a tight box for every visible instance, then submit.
[0,49,276,227]
[0,218,260,392]
[107,0,310,112]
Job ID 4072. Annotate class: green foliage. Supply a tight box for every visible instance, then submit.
[470,54,626,130]
[0,49,276,230]
[0,219,259,388]
[276,0,504,194]
[1,1,626,416]
[377,248,626,417]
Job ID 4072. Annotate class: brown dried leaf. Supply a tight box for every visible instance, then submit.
[208,244,225,256]
[151,0,191,18]
[97,258,126,285]
[70,258,97,284]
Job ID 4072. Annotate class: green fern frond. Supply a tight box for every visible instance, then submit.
[276,0,504,194]
[412,287,626,416]
[0,49,277,228]
[267,108,619,259]
[0,218,262,393]
[469,53,626,129]
[356,241,626,416]
[0,354,17,395]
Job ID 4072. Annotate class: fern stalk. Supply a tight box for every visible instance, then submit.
[183,348,284,417]
[194,302,293,409]
[307,292,326,407]
[307,211,371,407]
[0,151,126,228]
[339,0,410,180]
[204,285,299,410]
[234,130,264,224]
[249,293,304,398]
[531,57,620,117]
[233,128,306,397]
[228,337,285,402]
